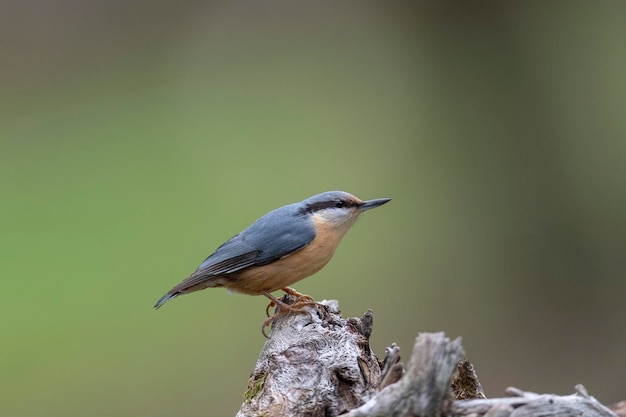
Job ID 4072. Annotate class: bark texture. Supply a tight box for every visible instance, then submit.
[235,297,620,417]
[237,298,380,417]
[451,385,618,417]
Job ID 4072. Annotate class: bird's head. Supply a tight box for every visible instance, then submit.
[300,191,391,232]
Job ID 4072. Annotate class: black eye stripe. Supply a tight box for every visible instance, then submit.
[304,199,360,213]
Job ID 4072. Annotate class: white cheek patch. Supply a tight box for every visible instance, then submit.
[312,209,359,229]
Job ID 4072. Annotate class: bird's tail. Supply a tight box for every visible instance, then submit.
[154,291,180,309]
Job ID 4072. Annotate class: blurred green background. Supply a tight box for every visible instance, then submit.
[1,1,625,415]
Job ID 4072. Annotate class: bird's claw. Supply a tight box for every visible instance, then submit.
[281,287,310,299]
[261,289,323,338]
[265,288,314,317]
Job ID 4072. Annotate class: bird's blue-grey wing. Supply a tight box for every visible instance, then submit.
[196,206,316,272]
[154,207,315,308]
[248,208,317,266]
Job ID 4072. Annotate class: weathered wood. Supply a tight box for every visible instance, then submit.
[342,332,465,417]
[610,400,626,417]
[452,359,486,400]
[237,297,380,417]
[235,298,621,417]
[451,385,618,417]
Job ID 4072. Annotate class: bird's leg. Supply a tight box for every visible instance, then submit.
[264,287,315,317]
[281,287,316,304]
[281,286,305,297]
[261,291,316,338]
[265,300,275,318]
[281,287,322,311]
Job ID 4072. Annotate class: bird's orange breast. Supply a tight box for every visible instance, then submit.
[225,216,348,295]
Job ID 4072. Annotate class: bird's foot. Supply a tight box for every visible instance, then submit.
[281,287,314,302]
[261,290,321,338]
[264,287,315,317]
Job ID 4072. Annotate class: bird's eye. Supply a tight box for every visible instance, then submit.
[334,200,345,208]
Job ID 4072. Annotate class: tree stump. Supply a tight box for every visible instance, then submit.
[237,298,380,416]
[235,297,620,417]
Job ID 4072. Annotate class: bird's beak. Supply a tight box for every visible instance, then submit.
[359,198,391,212]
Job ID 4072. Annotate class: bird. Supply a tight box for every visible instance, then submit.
[154,190,391,335]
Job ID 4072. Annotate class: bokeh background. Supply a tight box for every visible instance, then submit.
[1,1,625,415]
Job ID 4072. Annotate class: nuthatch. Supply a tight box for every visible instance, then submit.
[155,191,390,334]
